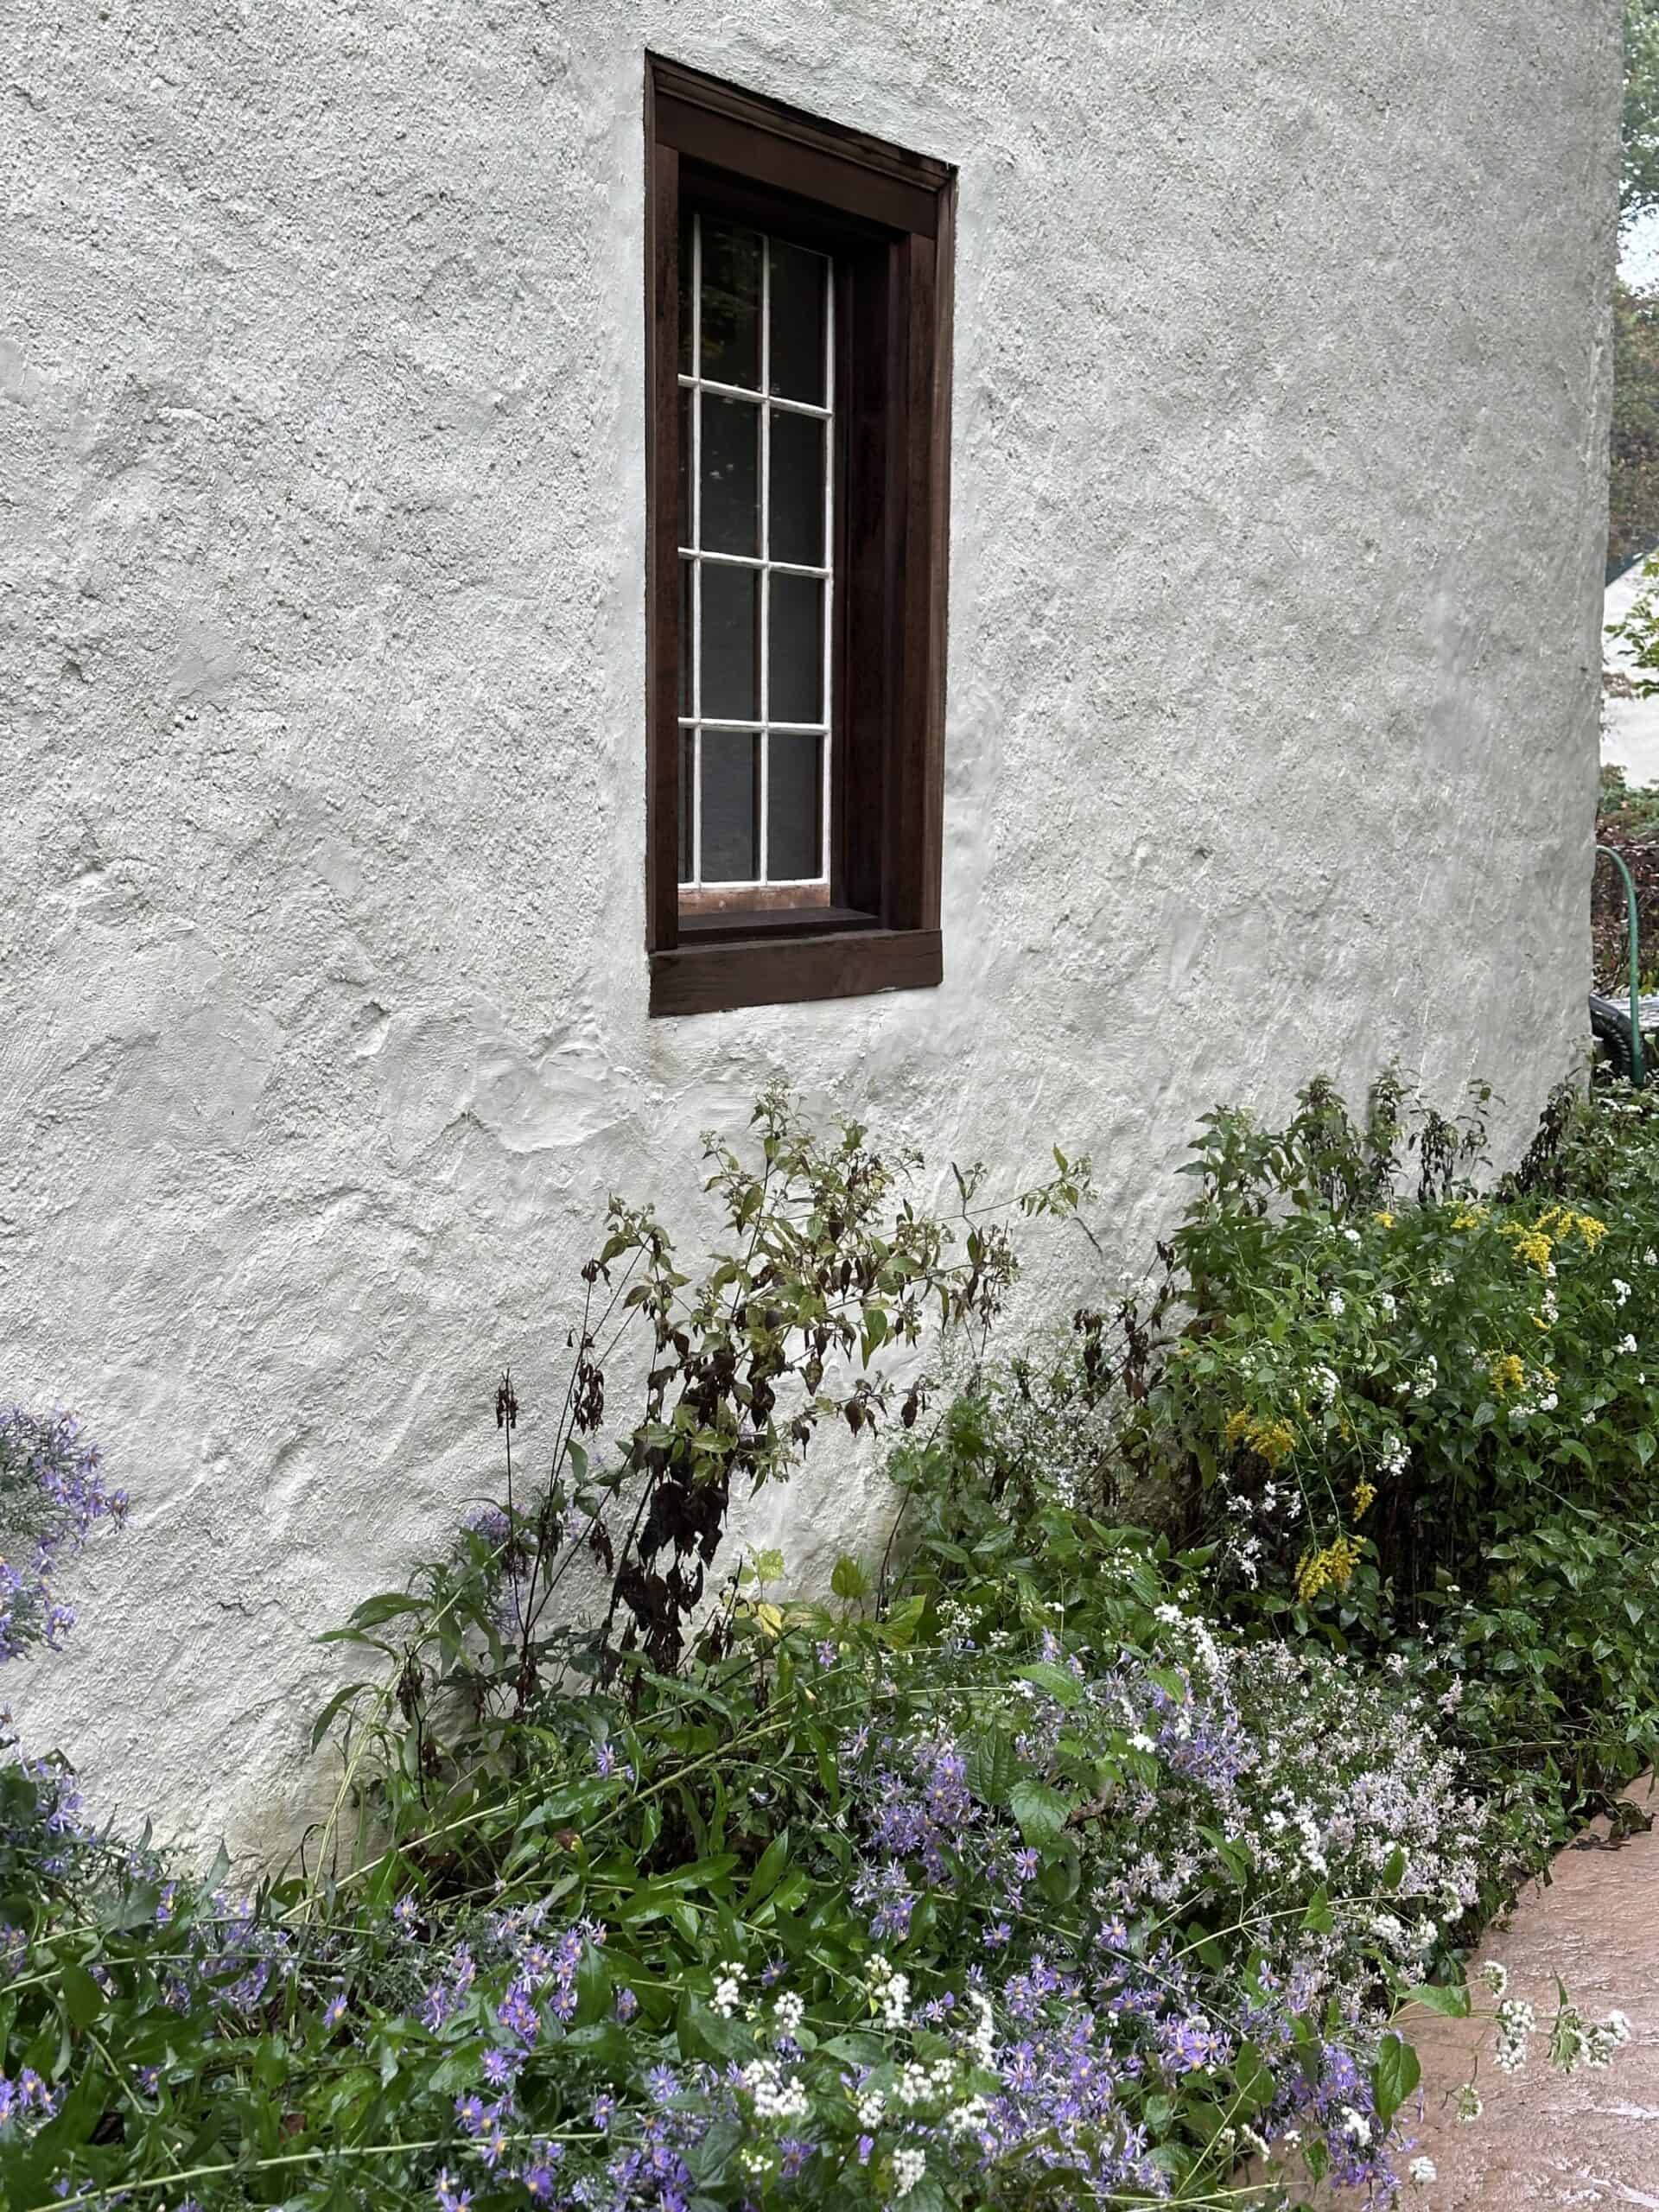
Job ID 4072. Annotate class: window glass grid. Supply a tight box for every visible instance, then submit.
[678,212,834,892]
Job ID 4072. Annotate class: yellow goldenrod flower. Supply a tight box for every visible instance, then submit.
[1223,1411,1298,1467]
[1248,1418,1297,1468]
[1352,1479,1377,1516]
[1295,1533,1363,1603]
[1489,1352,1526,1397]
[1373,1210,1395,1229]
[1452,1206,1486,1230]
[1499,1224,1553,1276]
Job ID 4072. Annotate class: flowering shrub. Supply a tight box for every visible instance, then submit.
[1,1077,1651,2210]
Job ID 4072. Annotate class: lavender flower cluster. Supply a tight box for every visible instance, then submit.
[0,1408,126,1662]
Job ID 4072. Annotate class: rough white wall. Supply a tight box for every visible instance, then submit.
[3,0,1619,1855]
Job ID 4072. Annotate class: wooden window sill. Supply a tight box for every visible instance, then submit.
[649,925,941,1016]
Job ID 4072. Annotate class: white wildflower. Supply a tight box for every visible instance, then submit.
[772,1990,805,2040]
[898,2062,931,2108]
[1620,1334,1639,1355]
[1478,1959,1508,1998]
[892,2147,927,2200]
[712,1964,744,2018]
[1408,2156,1438,2184]
[1328,1291,1346,1318]
[856,2088,887,2129]
[1615,1279,1632,1306]
[742,2056,810,2120]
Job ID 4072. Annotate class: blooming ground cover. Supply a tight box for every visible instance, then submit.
[3,1074,1657,2211]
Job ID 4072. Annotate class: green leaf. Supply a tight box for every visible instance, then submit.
[309,1681,374,1752]
[1016,1661,1083,1708]
[677,1993,752,2063]
[1008,1779,1071,1849]
[59,1962,103,2029]
[347,1592,429,1629]
[965,1727,1019,1808]
[744,1833,791,1910]
[830,1554,869,1602]
[1405,1980,1472,2018]
[1372,2031,1421,2126]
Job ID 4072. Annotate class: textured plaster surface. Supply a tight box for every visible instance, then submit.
[1,0,1620,1855]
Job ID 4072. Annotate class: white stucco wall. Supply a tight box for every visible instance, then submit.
[3,0,1619,1855]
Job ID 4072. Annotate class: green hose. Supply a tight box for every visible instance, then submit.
[1596,843,1646,1090]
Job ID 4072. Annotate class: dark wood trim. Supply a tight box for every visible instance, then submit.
[680,881,832,918]
[679,162,893,257]
[645,57,955,1011]
[651,929,942,1018]
[650,54,950,229]
[645,113,681,954]
[679,902,877,942]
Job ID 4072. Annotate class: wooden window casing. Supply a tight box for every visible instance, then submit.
[645,56,956,1018]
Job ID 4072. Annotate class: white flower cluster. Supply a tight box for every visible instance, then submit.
[1552,2001,1632,2073]
[1408,2155,1438,2184]
[1411,1355,1439,1399]
[1494,1996,1535,2073]
[868,1954,909,2031]
[856,2086,886,2129]
[1614,1278,1632,1306]
[1378,1431,1409,1478]
[741,2055,810,2120]
[711,1961,744,2018]
[772,1989,805,2041]
[966,1988,995,2069]
[892,2146,927,2199]
[1477,1958,1508,1998]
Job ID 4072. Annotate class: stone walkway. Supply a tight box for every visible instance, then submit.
[1398,1779,1659,2208]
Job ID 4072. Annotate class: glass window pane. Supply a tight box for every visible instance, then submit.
[679,728,695,882]
[701,728,759,881]
[678,210,694,377]
[768,573,823,725]
[701,397,759,556]
[769,410,824,567]
[700,219,760,389]
[679,557,694,716]
[769,239,827,404]
[701,563,759,721]
[767,732,823,880]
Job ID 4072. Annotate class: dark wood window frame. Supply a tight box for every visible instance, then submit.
[645,55,956,1019]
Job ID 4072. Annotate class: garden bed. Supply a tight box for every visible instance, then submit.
[5,1072,1659,2210]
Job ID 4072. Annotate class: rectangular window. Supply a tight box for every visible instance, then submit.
[678,213,834,906]
[645,57,956,1016]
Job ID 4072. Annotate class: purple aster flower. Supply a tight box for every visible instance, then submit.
[321,1992,347,2031]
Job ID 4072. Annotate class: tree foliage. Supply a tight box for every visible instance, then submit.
[1626,0,1659,228]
